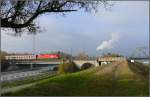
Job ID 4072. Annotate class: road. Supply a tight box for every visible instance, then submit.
[1,70,57,94]
[1,67,55,82]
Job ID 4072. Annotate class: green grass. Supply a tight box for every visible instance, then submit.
[2,61,149,96]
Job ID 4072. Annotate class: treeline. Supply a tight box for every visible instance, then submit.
[0,51,8,60]
[0,51,9,72]
[100,53,123,57]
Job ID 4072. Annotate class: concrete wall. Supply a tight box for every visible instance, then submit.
[98,57,126,62]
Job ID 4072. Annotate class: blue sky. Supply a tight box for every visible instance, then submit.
[1,1,149,57]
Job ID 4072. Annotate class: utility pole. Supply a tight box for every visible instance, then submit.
[33,34,36,54]
[31,34,36,70]
[70,48,73,63]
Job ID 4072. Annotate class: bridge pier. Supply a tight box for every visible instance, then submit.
[7,61,19,71]
[98,61,102,66]
[30,63,33,70]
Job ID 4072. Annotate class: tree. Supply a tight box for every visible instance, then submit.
[75,52,90,60]
[58,62,79,73]
[102,53,122,57]
[0,51,8,60]
[1,0,109,34]
[0,51,9,72]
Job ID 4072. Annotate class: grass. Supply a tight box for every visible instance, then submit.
[2,61,149,96]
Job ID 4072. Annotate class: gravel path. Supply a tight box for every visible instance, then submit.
[1,82,36,94]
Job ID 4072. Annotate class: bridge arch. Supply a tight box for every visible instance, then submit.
[73,60,99,69]
[81,62,94,70]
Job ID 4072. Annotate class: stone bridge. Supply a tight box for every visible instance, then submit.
[73,60,99,69]
[74,57,126,69]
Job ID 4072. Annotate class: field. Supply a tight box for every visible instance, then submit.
[2,60,149,96]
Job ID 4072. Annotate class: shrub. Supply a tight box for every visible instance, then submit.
[58,62,79,73]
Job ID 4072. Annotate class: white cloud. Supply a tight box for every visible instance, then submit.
[95,1,149,26]
[96,32,120,51]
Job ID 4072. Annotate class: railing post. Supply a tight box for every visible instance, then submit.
[30,63,33,70]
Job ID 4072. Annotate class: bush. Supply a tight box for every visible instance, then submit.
[81,63,94,70]
[58,62,79,73]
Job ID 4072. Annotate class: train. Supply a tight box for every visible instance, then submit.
[5,53,60,60]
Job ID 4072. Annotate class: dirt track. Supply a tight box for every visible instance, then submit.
[95,60,148,80]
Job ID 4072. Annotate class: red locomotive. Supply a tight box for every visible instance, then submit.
[37,54,59,59]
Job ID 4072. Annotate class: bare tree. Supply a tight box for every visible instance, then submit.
[1,0,109,34]
[75,52,90,60]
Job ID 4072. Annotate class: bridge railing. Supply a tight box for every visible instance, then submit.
[98,57,126,62]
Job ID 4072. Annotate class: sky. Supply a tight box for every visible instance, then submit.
[1,1,149,57]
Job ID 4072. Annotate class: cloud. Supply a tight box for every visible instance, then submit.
[95,1,149,27]
[96,32,120,51]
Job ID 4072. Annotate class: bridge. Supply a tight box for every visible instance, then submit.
[5,56,148,72]
[97,57,126,64]
[73,57,126,68]
[129,46,149,60]
[4,60,61,71]
[128,57,149,65]
[129,57,149,60]
[14,61,61,65]
[6,57,128,70]
[73,60,99,69]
